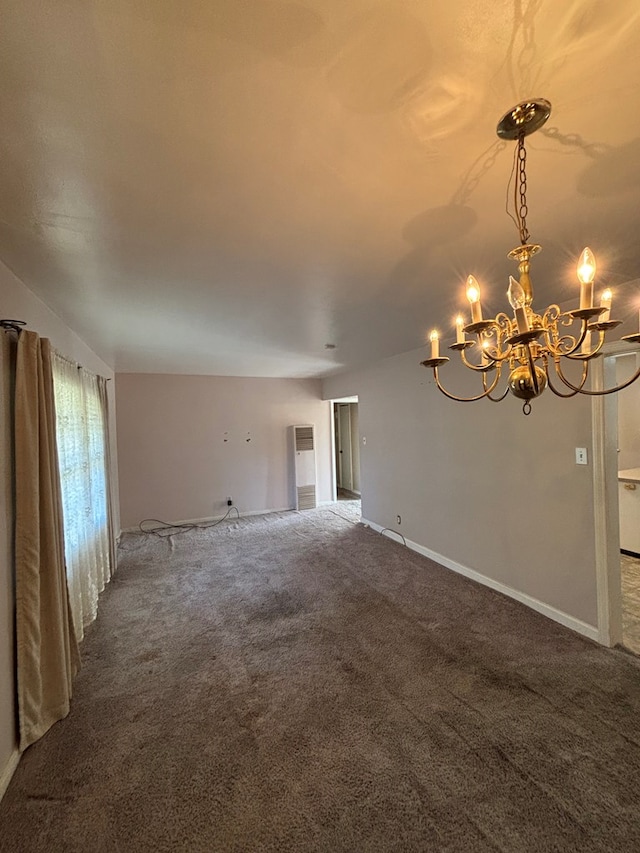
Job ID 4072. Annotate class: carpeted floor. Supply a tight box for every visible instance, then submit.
[2,507,640,852]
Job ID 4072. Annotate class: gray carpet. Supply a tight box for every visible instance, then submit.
[2,507,640,852]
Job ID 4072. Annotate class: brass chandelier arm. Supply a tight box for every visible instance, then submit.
[460,348,497,371]
[484,343,512,363]
[545,356,588,398]
[563,329,605,360]
[541,307,606,359]
[544,330,582,359]
[554,358,640,396]
[492,313,516,360]
[524,342,541,397]
[542,313,587,358]
[433,364,503,402]
[482,371,510,402]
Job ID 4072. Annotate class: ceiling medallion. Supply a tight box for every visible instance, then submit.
[421,99,640,415]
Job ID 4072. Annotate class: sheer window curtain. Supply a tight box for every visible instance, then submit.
[97,375,117,575]
[52,353,113,642]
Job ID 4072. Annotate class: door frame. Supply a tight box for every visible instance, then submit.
[592,340,638,646]
[330,396,358,502]
[336,403,353,492]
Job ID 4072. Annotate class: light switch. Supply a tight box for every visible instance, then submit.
[575,447,588,465]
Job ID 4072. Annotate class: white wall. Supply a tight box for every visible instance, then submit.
[0,260,118,794]
[116,374,332,529]
[323,346,598,631]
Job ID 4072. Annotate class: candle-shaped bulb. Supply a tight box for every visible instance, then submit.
[577,247,596,285]
[466,275,480,304]
[578,247,596,309]
[600,288,612,321]
[508,275,529,332]
[466,275,483,323]
[507,276,525,310]
[455,314,465,344]
[429,329,439,359]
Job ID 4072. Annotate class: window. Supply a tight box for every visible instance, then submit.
[52,354,111,641]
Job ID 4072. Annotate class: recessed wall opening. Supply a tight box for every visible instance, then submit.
[331,397,361,509]
[595,346,640,652]
[614,352,640,654]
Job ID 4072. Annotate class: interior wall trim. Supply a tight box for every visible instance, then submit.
[0,749,20,802]
[591,347,628,648]
[362,519,600,643]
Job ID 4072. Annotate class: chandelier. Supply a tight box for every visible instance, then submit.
[421,99,640,415]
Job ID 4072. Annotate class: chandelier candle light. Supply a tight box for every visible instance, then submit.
[421,99,640,415]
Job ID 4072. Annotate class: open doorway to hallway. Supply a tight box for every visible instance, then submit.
[620,553,640,654]
[332,398,361,506]
[615,353,640,655]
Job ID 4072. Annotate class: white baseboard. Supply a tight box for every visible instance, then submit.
[121,507,294,534]
[362,518,600,643]
[0,749,20,802]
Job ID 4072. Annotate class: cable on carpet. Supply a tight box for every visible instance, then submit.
[379,528,407,547]
[137,506,241,538]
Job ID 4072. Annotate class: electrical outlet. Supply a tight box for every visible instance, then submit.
[396,514,401,525]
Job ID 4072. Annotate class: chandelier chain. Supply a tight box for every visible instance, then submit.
[516,133,530,244]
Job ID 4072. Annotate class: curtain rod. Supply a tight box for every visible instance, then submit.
[1,319,26,333]
[1,320,111,380]
[54,350,112,382]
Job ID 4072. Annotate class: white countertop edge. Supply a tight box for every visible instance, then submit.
[618,467,640,483]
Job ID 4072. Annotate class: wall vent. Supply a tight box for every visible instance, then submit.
[296,484,316,511]
[291,424,317,510]
[295,425,314,452]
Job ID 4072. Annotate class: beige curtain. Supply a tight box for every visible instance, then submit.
[14,331,79,751]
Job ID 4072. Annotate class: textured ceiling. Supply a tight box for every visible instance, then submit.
[1,0,640,376]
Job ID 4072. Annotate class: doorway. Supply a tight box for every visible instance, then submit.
[614,353,640,654]
[332,398,361,503]
[594,346,640,651]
